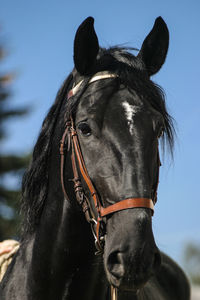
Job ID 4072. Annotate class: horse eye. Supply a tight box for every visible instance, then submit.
[77,122,92,136]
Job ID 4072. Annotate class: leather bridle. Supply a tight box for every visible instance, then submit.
[60,72,159,254]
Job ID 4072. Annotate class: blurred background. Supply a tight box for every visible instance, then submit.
[1,0,200,297]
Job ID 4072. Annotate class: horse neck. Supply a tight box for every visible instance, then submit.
[27,124,106,298]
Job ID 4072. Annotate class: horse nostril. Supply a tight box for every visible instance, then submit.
[107,251,125,278]
[153,250,161,272]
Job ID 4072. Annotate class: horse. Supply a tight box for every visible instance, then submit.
[0,17,190,300]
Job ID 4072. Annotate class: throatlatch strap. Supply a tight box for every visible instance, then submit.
[60,126,70,201]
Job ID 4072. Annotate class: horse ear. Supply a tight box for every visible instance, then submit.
[138,17,169,76]
[74,17,99,75]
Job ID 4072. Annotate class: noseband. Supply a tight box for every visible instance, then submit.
[60,72,158,254]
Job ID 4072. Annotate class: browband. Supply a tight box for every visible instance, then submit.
[67,72,118,99]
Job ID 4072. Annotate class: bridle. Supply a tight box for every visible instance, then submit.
[59,72,159,254]
[60,72,159,300]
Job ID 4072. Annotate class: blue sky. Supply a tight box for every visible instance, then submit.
[1,0,200,267]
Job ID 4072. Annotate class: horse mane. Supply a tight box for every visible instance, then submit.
[21,46,175,236]
[21,74,73,236]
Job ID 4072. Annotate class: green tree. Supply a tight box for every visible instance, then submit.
[0,39,30,240]
[184,242,200,285]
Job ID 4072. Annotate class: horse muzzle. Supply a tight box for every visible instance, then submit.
[103,209,161,291]
[105,247,161,291]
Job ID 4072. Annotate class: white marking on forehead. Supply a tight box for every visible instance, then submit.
[122,101,139,135]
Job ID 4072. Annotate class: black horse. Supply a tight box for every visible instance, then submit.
[0,17,190,300]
